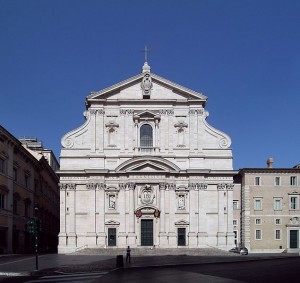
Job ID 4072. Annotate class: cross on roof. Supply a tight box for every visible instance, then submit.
[142,46,150,63]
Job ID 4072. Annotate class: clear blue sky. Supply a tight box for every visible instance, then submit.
[1,0,299,170]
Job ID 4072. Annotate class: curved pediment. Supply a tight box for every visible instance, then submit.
[115,157,180,173]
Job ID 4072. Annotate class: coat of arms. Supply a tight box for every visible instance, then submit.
[140,184,155,204]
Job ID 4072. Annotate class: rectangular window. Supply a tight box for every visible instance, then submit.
[0,158,5,174]
[275,218,281,225]
[233,230,237,246]
[233,220,237,226]
[233,200,238,210]
[275,177,281,186]
[290,196,298,210]
[25,174,30,189]
[0,193,5,209]
[13,199,18,214]
[13,168,18,182]
[274,199,282,210]
[255,177,261,186]
[24,203,30,217]
[255,218,261,225]
[255,229,262,240]
[254,199,262,210]
[290,176,297,186]
[275,230,281,240]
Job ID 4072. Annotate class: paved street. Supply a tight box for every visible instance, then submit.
[0,254,114,276]
[95,257,300,283]
[0,253,299,283]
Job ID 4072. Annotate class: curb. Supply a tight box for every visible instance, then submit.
[0,271,30,277]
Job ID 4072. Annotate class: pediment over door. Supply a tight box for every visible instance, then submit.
[175,220,189,226]
[115,157,180,173]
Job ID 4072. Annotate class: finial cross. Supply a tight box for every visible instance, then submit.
[142,46,150,63]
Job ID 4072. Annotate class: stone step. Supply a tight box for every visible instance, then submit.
[74,247,237,256]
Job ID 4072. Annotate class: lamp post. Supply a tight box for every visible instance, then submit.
[34,203,39,271]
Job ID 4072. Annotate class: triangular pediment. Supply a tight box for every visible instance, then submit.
[175,219,189,226]
[127,162,166,172]
[116,157,180,173]
[105,220,120,226]
[86,72,207,104]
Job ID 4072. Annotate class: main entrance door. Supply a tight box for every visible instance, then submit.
[290,230,299,248]
[141,219,153,246]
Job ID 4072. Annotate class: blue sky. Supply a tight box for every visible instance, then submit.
[1,0,299,170]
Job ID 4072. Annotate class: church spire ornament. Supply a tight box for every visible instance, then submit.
[142,45,151,73]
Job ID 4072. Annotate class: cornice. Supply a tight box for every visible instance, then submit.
[238,168,300,174]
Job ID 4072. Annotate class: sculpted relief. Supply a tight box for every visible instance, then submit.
[139,184,155,205]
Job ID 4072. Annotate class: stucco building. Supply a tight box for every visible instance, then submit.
[58,62,237,253]
[0,126,59,253]
[235,159,300,252]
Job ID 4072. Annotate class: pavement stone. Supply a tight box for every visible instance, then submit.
[32,252,299,277]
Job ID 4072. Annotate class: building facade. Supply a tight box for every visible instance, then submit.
[0,127,60,253]
[58,62,237,253]
[235,159,300,252]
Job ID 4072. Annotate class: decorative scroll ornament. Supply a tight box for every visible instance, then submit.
[86,183,106,190]
[140,184,155,204]
[188,183,207,190]
[159,183,176,190]
[217,183,226,190]
[174,121,188,129]
[226,184,234,190]
[59,183,76,190]
[141,73,153,95]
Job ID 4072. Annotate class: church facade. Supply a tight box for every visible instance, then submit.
[58,62,236,253]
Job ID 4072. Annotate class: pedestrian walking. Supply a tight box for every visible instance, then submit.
[126,246,131,263]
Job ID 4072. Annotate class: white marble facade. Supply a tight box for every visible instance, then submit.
[58,62,236,253]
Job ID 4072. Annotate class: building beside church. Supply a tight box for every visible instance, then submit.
[0,127,59,254]
[58,62,237,253]
[235,159,300,252]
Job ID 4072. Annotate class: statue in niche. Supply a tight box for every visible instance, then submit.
[178,128,184,145]
[109,195,116,209]
[178,195,185,209]
[141,73,153,95]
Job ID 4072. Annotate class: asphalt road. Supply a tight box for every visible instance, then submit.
[95,257,300,283]
[0,254,114,274]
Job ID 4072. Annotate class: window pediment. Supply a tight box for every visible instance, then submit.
[133,110,160,123]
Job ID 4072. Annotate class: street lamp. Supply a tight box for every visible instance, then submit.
[34,203,39,271]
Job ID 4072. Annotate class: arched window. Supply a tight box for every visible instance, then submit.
[140,124,153,148]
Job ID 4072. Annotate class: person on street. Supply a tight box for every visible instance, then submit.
[126,246,131,263]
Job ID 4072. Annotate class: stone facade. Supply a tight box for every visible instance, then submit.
[235,163,300,253]
[58,63,236,253]
[0,127,59,253]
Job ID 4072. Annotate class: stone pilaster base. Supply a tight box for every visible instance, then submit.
[159,232,168,247]
[86,232,97,246]
[127,232,136,247]
[168,232,177,247]
[188,232,197,247]
[197,232,208,247]
[118,232,127,248]
[226,232,235,247]
[67,232,77,246]
[217,232,226,246]
[96,232,106,247]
